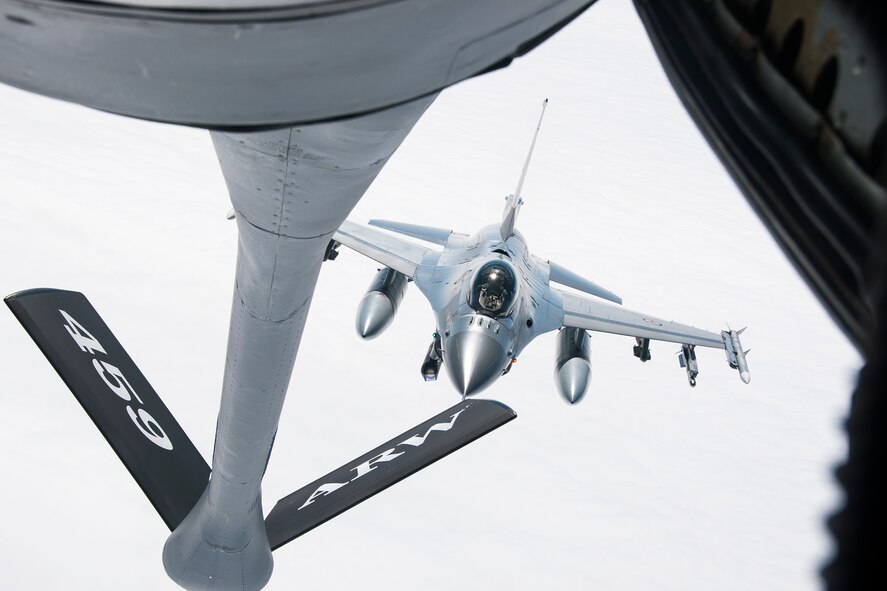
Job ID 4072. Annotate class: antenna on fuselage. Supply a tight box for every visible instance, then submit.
[501,98,548,241]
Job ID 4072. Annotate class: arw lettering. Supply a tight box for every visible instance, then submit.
[297,408,466,510]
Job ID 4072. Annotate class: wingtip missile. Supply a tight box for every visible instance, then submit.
[721,329,751,384]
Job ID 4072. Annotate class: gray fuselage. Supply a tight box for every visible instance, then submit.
[412,224,564,396]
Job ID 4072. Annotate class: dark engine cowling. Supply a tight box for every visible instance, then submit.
[355,267,408,339]
[554,327,591,405]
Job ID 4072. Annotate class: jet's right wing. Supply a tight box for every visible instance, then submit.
[334,220,435,278]
[558,290,726,349]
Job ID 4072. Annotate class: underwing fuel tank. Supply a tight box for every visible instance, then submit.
[554,327,591,405]
[356,267,408,339]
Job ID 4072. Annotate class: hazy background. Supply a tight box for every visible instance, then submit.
[0,1,859,589]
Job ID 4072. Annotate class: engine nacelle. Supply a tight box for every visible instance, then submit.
[553,327,591,405]
[355,267,409,339]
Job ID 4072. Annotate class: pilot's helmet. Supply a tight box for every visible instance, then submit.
[469,260,517,316]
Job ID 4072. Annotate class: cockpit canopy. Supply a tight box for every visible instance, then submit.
[468,260,518,317]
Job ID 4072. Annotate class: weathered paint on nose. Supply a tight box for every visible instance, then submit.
[445,330,509,396]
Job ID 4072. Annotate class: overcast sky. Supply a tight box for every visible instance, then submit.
[0,1,860,590]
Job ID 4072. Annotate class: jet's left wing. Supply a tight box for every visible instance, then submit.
[334,220,435,278]
[558,290,725,349]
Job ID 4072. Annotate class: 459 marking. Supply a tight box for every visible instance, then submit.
[60,309,174,451]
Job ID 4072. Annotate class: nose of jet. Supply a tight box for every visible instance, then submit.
[445,331,509,397]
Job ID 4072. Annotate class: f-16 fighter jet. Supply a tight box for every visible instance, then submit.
[333,101,751,403]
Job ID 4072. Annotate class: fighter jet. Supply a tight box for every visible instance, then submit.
[333,101,751,402]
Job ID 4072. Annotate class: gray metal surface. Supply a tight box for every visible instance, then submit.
[162,94,436,591]
[333,101,749,395]
[102,0,356,8]
[336,220,432,276]
[445,318,512,396]
[549,260,622,304]
[553,327,591,404]
[335,209,749,397]
[559,291,726,348]
[355,267,409,339]
[368,219,458,246]
[0,0,594,127]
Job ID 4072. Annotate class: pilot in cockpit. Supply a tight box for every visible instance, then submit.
[471,261,516,316]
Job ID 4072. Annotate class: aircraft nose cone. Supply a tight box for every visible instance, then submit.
[445,331,509,397]
[355,292,395,339]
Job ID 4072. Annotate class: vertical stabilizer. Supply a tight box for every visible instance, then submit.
[500,194,523,241]
[501,98,548,240]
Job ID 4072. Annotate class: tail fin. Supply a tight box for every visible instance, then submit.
[500,194,524,241]
[5,289,210,530]
[501,98,548,240]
